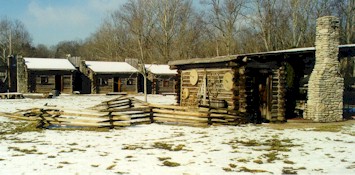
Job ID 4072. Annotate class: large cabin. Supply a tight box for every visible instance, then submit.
[169,44,355,123]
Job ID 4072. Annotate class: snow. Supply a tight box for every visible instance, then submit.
[0,95,354,175]
[24,58,76,71]
[145,64,177,75]
[85,61,138,74]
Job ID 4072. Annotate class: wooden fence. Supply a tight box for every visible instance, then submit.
[3,96,248,128]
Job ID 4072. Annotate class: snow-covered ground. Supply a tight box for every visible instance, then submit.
[0,94,354,175]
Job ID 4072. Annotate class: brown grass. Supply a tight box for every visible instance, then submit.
[264,120,355,132]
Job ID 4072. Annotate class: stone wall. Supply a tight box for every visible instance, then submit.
[305,16,343,122]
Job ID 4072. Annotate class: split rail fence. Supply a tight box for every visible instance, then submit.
[3,96,247,128]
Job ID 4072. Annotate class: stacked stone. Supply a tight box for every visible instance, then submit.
[305,16,343,122]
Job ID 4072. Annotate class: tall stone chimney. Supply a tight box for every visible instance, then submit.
[305,16,343,122]
[17,56,28,93]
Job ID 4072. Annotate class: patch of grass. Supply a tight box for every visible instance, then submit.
[284,160,295,164]
[59,161,71,164]
[237,158,248,163]
[122,144,144,150]
[162,160,180,167]
[158,157,171,161]
[238,166,268,173]
[229,163,237,168]
[8,146,39,154]
[223,167,233,172]
[341,159,348,162]
[1,122,42,135]
[91,164,99,167]
[152,142,185,151]
[68,142,78,146]
[47,155,56,158]
[106,164,116,170]
[263,151,279,163]
[282,167,297,174]
[312,125,343,132]
[125,155,133,159]
[253,159,263,164]
[0,158,5,161]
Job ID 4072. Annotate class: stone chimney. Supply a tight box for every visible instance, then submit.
[17,56,28,93]
[305,16,343,122]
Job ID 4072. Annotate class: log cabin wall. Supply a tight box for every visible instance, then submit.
[28,71,73,94]
[94,74,138,94]
[269,65,286,122]
[175,70,181,105]
[180,68,235,109]
[152,75,176,94]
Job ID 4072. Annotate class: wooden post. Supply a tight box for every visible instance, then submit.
[149,107,154,123]
[108,112,114,129]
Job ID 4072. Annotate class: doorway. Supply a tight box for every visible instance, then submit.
[55,75,63,92]
[113,77,121,92]
[248,69,272,122]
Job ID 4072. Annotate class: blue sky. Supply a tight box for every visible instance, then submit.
[1,0,127,46]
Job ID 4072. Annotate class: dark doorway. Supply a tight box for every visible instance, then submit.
[114,77,121,92]
[248,69,272,123]
[55,75,63,91]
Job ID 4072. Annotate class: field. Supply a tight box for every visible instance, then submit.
[0,94,354,175]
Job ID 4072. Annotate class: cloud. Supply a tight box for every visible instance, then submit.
[87,0,126,14]
[23,0,128,46]
[27,1,90,27]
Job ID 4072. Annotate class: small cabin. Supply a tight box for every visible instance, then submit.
[22,57,76,94]
[80,61,139,94]
[145,64,177,94]
[169,44,355,123]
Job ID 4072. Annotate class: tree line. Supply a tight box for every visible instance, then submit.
[0,0,354,65]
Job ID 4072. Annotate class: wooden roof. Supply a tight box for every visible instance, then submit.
[169,44,355,66]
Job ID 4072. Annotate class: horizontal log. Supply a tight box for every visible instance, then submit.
[209,113,238,119]
[155,121,209,127]
[101,115,131,121]
[153,113,208,122]
[130,118,151,124]
[211,118,228,123]
[107,99,131,106]
[153,114,207,122]
[150,104,190,110]
[153,117,207,125]
[101,106,150,112]
[152,109,208,118]
[108,102,132,108]
[47,121,111,127]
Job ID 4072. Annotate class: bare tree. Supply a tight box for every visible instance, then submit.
[0,17,31,87]
[286,0,315,48]
[119,0,157,102]
[202,0,245,55]
[335,0,355,44]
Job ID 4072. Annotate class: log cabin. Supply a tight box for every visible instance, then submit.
[80,61,139,94]
[145,64,177,94]
[21,57,76,94]
[169,44,355,123]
